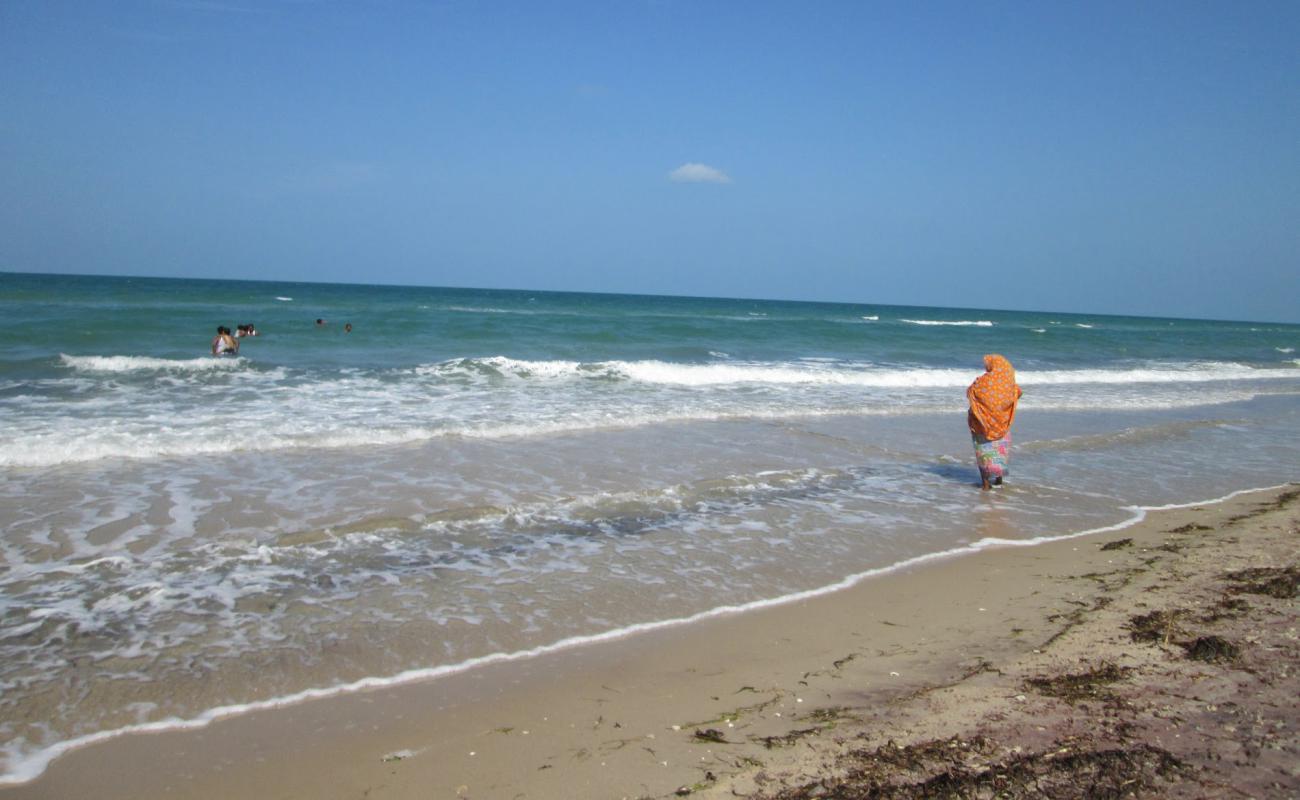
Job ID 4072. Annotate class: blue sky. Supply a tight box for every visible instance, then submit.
[2,1,1297,322]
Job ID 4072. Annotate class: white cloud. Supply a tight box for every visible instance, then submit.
[668,163,732,184]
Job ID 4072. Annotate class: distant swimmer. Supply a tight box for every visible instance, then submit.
[316,318,327,327]
[235,323,258,338]
[211,326,239,356]
[344,323,352,333]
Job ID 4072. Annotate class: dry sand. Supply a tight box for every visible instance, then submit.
[4,485,1296,799]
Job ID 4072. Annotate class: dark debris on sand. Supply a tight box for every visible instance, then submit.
[1126,609,1183,645]
[752,736,1186,800]
[1024,662,1129,704]
[1197,595,1252,623]
[1127,611,1242,663]
[1224,565,1299,599]
[1179,635,1240,664]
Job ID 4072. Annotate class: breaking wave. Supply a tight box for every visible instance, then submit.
[59,354,246,373]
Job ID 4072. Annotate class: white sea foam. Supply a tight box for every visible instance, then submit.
[59,354,246,373]
[0,426,435,468]
[862,315,879,321]
[0,388,1274,469]
[1,482,1285,787]
[275,296,293,302]
[428,357,1300,389]
[900,319,994,327]
[1020,362,1300,385]
[620,361,965,387]
[1277,347,1294,354]
[418,355,599,380]
[5,356,1296,467]
[1076,323,1094,329]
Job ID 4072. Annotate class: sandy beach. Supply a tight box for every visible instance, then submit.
[3,484,1294,799]
[6,2,1299,796]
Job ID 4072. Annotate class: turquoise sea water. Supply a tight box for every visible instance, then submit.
[2,271,1299,782]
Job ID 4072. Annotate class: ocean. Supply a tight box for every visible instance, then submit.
[2,271,1298,783]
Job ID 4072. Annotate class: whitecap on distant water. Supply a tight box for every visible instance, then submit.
[275,296,293,301]
[1032,328,1047,334]
[709,351,730,359]
[1076,323,1095,329]
[861,315,879,321]
[901,319,993,327]
[1276,347,1295,354]
[445,306,514,314]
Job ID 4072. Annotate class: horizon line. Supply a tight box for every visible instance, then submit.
[2,268,1296,328]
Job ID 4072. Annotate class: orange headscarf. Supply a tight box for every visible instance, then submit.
[967,354,1022,440]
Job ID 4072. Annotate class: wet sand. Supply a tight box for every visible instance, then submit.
[4,485,1296,799]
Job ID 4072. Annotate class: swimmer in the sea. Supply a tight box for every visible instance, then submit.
[211,326,238,355]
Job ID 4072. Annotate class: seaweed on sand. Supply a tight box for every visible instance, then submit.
[756,728,825,750]
[1128,610,1241,663]
[1126,609,1183,645]
[678,690,783,729]
[751,736,1187,800]
[751,706,857,749]
[1165,523,1212,534]
[806,706,854,724]
[1224,565,1299,599]
[1024,662,1129,704]
[1180,635,1240,664]
[1199,595,1252,623]
[1223,486,1300,524]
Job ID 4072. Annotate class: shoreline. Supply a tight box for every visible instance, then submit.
[0,483,1280,786]
[3,482,1296,798]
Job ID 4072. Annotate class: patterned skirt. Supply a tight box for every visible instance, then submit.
[972,432,1011,484]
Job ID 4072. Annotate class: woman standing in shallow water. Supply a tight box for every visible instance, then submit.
[967,354,1024,490]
